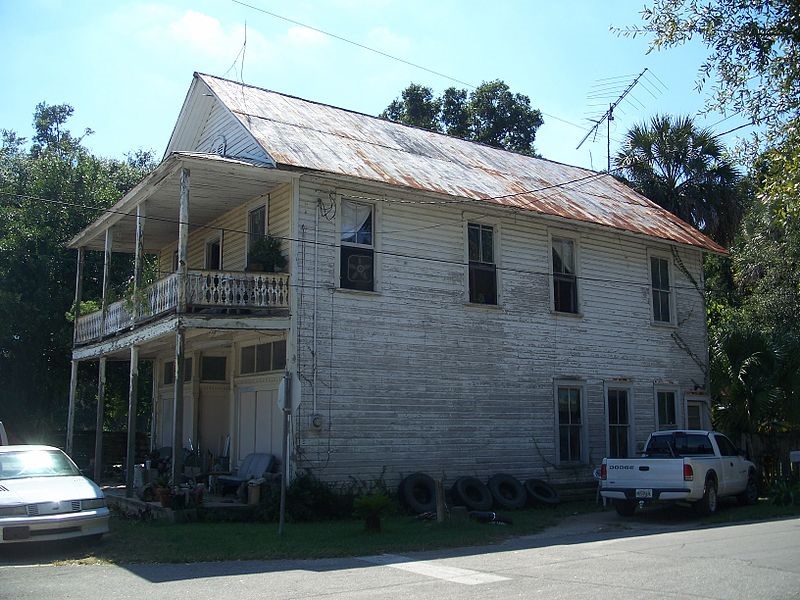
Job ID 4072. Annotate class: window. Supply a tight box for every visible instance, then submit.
[205,237,221,270]
[201,356,227,381]
[657,390,678,430]
[340,200,375,291]
[557,385,584,463]
[715,434,739,457]
[240,340,287,374]
[607,388,630,458]
[163,358,192,385]
[248,204,267,253]
[552,237,578,313]
[468,223,497,304]
[687,402,703,429]
[650,256,672,323]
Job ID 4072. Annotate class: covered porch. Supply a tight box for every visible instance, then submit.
[66,152,297,496]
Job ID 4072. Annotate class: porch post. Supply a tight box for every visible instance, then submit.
[93,357,107,482]
[171,167,190,483]
[66,247,85,455]
[101,229,113,336]
[133,202,146,321]
[125,346,139,498]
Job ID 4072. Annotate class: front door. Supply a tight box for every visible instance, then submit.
[236,388,283,463]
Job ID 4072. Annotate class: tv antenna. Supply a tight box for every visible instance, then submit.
[577,68,650,172]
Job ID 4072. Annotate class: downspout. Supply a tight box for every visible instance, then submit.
[312,198,320,413]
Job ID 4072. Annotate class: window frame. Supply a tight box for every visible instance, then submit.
[648,250,675,325]
[247,202,268,261]
[200,355,228,382]
[337,197,379,293]
[549,233,580,315]
[465,219,500,306]
[654,385,681,431]
[554,380,588,465]
[162,358,192,385]
[240,340,287,375]
[605,383,634,459]
[205,233,222,270]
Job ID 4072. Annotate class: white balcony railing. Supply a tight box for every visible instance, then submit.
[75,270,289,344]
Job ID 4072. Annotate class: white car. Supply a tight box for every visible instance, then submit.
[0,445,109,544]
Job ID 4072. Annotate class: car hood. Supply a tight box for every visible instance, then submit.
[0,476,103,506]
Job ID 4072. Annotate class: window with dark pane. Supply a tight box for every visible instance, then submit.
[657,391,677,429]
[256,343,271,372]
[552,237,578,313]
[651,256,671,322]
[558,386,583,462]
[340,200,375,291]
[206,238,221,270]
[163,358,191,384]
[468,223,497,304]
[248,205,266,246]
[607,389,630,458]
[272,339,287,369]
[201,356,227,381]
[241,345,256,375]
[240,340,287,374]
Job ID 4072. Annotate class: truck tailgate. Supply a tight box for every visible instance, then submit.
[604,458,685,489]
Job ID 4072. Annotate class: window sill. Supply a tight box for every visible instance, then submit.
[335,287,381,298]
[551,309,583,318]
[464,302,503,310]
[650,319,677,329]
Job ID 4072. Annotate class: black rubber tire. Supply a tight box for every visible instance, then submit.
[696,476,718,516]
[615,500,636,517]
[451,476,493,511]
[398,472,436,514]
[524,478,561,506]
[487,474,527,510]
[737,470,759,506]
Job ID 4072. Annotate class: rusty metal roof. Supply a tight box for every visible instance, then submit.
[200,73,725,254]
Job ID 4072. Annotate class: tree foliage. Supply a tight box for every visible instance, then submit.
[0,104,156,439]
[615,114,743,246]
[624,0,800,432]
[381,80,544,156]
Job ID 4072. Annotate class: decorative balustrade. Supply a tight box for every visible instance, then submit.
[74,270,289,344]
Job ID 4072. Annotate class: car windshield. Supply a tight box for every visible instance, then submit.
[0,449,80,479]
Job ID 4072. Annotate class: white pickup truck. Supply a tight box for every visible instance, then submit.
[600,430,758,516]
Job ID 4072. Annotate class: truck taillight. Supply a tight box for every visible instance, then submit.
[683,464,694,481]
[600,464,607,480]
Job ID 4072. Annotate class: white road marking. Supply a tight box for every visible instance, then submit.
[359,553,509,585]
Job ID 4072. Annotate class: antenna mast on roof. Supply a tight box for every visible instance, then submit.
[577,68,649,172]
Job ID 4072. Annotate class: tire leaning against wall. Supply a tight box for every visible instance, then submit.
[451,476,494,511]
[487,473,527,510]
[398,472,436,514]
[524,478,561,507]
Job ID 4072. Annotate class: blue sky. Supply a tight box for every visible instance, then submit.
[1,0,753,171]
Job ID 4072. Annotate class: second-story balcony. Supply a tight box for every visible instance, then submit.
[75,270,290,344]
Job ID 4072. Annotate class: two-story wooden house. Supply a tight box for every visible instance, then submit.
[66,73,724,492]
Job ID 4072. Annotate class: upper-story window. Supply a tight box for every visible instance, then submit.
[205,236,221,270]
[468,223,497,305]
[650,255,672,323]
[340,199,375,291]
[248,204,267,246]
[552,237,578,313]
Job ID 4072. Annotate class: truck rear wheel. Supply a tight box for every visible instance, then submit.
[696,476,718,516]
[615,500,636,517]
[737,470,758,506]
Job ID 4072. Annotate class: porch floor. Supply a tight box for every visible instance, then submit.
[104,485,259,523]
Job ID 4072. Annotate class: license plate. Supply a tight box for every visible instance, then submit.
[3,526,31,541]
[635,488,653,499]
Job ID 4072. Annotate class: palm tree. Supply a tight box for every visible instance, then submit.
[614,115,742,247]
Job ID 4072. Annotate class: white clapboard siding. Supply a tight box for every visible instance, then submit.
[195,102,271,164]
[290,175,709,486]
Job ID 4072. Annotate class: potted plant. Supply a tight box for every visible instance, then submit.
[154,475,172,508]
[247,235,287,272]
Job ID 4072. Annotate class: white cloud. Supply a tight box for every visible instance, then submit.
[285,25,328,47]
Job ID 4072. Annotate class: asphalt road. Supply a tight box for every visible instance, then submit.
[1,513,799,600]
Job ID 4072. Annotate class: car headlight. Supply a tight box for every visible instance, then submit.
[0,505,27,517]
[81,498,107,510]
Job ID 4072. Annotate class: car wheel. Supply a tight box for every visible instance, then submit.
[696,476,718,516]
[615,500,636,517]
[737,470,759,506]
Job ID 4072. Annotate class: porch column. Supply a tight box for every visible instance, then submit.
[133,202,146,321]
[93,357,107,482]
[66,247,85,456]
[125,346,139,498]
[171,167,190,483]
[101,229,113,336]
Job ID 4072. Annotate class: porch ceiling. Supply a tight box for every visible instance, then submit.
[68,152,294,253]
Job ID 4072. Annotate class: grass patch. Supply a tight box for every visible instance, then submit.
[1,503,596,565]
[701,498,800,525]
